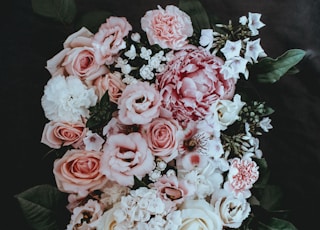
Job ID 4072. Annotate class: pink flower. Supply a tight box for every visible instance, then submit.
[46,27,109,82]
[100,132,155,186]
[153,174,191,211]
[156,46,236,125]
[92,16,132,65]
[41,120,87,149]
[140,117,183,162]
[53,149,108,197]
[118,81,162,125]
[105,71,126,104]
[141,5,193,50]
[225,157,259,198]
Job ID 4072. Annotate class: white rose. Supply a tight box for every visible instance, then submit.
[179,199,223,230]
[211,189,251,228]
[216,94,245,130]
[96,203,120,230]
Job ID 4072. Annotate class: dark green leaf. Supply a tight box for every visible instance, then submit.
[75,10,113,33]
[31,0,77,24]
[179,0,211,33]
[252,49,306,83]
[132,176,149,190]
[14,184,68,230]
[259,185,284,211]
[257,217,298,230]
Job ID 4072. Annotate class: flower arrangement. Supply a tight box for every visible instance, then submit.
[16,0,305,229]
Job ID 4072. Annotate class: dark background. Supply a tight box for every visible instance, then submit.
[4,0,320,229]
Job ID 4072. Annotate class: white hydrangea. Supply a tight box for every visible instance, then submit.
[41,75,97,123]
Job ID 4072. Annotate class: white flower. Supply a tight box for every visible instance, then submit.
[199,29,214,50]
[245,38,267,63]
[221,40,242,60]
[140,64,154,80]
[179,199,223,230]
[115,57,132,74]
[216,94,246,130]
[124,44,137,60]
[211,189,251,228]
[83,130,105,151]
[239,15,247,25]
[259,117,273,132]
[140,47,152,60]
[41,75,97,123]
[248,12,265,36]
[221,56,249,79]
[131,32,141,42]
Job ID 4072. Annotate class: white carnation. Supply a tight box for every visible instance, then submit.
[41,75,97,123]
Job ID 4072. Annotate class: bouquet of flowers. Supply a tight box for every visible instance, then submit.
[16,0,305,229]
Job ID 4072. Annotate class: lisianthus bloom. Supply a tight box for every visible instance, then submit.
[93,16,132,65]
[141,5,193,50]
[100,132,155,186]
[156,46,236,125]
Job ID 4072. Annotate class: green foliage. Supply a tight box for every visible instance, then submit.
[251,49,306,83]
[257,217,298,230]
[15,184,68,230]
[31,0,77,24]
[179,0,211,34]
[86,92,118,133]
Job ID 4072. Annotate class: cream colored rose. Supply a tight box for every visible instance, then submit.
[179,199,223,230]
[96,203,120,230]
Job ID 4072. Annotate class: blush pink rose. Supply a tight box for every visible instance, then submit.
[53,149,108,197]
[156,46,236,125]
[118,81,162,125]
[41,120,87,149]
[141,5,193,50]
[92,16,132,65]
[106,71,126,104]
[100,132,155,186]
[140,117,184,162]
[46,27,109,82]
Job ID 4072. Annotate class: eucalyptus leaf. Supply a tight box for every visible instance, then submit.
[252,49,306,83]
[179,0,211,33]
[257,217,298,230]
[14,184,68,230]
[31,0,77,24]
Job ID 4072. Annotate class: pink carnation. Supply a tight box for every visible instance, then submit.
[156,46,236,125]
[141,5,193,50]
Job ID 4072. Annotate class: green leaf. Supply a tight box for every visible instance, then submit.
[179,0,211,33]
[252,49,306,83]
[75,10,113,33]
[257,217,298,230]
[31,0,77,24]
[14,184,68,230]
[259,185,284,211]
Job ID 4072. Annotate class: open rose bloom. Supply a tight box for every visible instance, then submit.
[33,2,304,230]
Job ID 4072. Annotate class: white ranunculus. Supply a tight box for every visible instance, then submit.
[211,189,251,228]
[41,75,97,123]
[179,199,223,230]
[216,94,245,130]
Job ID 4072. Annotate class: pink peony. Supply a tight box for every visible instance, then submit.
[118,81,162,125]
[100,132,155,186]
[140,117,184,162]
[141,5,193,50]
[53,149,108,197]
[41,120,87,149]
[156,46,236,125]
[92,16,132,65]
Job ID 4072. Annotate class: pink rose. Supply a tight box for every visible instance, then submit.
[100,132,155,186]
[53,149,108,197]
[118,81,162,125]
[41,120,87,149]
[46,27,109,82]
[105,71,126,104]
[141,5,193,50]
[140,117,183,162]
[156,46,236,125]
[92,16,132,65]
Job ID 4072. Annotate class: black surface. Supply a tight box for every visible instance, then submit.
[4,0,320,229]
